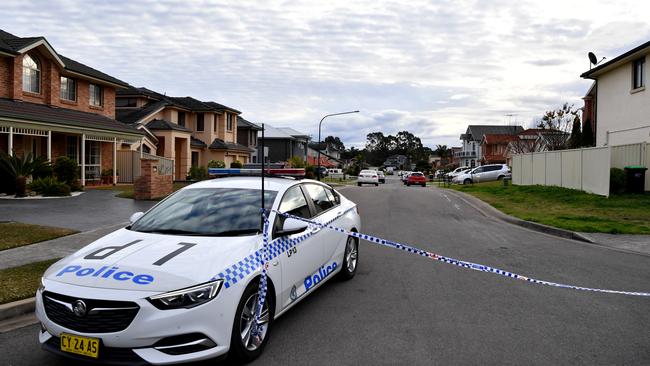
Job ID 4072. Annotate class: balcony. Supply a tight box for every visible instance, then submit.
[454,151,477,158]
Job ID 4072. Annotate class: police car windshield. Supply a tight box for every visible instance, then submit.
[130,188,277,236]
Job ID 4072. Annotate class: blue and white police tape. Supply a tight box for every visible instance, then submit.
[272,209,650,298]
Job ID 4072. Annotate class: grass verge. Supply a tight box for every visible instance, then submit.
[88,183,188,199]
[321,177,358,186]
[448,181,650,234]
[0,223,78,251]
[0,259,59,304]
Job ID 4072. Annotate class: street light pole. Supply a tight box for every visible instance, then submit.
[317,110,359,181]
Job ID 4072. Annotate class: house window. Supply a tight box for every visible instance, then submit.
[60,76,76,101]
[89,84,103,106]
[633,57,645,89]
[178,112,185,127]
[22,55,40,93]
[197,113,204,131]
[84,141,101,180]
[66,136,79,162]
[116,98,137,107]
[191,151,199,167]
[213,115,218,132]
[226,114,233,131]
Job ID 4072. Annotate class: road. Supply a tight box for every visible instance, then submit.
[2,176,649,365]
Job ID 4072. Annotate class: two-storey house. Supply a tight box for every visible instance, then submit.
[115,87,253,179]
[581,40,649,146]
[256,125,309,164]
[0,29,142,185]
[237,116,261,162]
[457,125,523,167]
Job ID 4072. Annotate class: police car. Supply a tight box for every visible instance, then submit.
[36,174,361,364]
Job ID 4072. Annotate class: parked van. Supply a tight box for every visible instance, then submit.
[327,168,344,179]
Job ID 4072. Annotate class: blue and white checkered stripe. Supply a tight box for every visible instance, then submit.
[274,210,650,298]
[214,205,356,289]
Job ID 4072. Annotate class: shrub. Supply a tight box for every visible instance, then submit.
[53,156,78,185]
[230,160,243,168]
[28,176,71,196]
[0,151,49,197]
[610,168,626,194]
[189,166,208,181]
[305,165,316,179]
[288,156,305,168]
[32,156,53,180]
[208,160,225,168]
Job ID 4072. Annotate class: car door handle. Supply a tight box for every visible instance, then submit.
[272,260,279,266]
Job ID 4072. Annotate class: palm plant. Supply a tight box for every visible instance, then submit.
[0,150,50,197]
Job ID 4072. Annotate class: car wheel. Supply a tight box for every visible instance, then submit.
[375,183,378,186]
[421,183,426,187]
[497,175,504,180]
[338,235,358,280]
[463,178,472,185]
[230,279,273,362]
[357,183,361,186]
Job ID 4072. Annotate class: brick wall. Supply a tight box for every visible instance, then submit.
[134,159,172,200]
[0,50,117,118]
[101,141,114,174]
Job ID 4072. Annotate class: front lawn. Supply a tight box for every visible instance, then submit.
[448,182,650,234]
[88,182,188,199]
[0,222,78,251]
[0,259,59,304]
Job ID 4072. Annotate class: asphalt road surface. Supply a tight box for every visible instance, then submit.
[2,176,649,365]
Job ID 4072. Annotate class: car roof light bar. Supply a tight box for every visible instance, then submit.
[208,168,306,177]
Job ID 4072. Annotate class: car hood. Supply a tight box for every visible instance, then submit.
[43,228,259,292]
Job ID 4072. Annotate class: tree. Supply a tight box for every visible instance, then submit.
[324,136,345,152]
[581,119,594,147]
[434,145,451,165]
[568,116,582,149]
[536,103,578,150]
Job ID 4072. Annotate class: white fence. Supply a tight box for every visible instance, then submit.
[116,151,174,183]
[512,143,649,196]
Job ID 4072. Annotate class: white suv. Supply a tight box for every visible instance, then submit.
[454,164,510,184]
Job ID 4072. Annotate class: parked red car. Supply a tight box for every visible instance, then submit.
[406,172,427,187]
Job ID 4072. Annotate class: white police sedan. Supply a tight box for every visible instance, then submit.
[36,176,361,364]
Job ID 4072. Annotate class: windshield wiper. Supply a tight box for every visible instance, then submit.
[135,228,260,237]
[203,229,260,237]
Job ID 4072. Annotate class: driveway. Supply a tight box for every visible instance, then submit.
[0,190,156,231]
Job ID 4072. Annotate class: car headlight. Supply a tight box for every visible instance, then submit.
[37,277,45,293]
[147,279,223,310]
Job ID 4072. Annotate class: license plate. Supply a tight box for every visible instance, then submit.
[60,333,100,359]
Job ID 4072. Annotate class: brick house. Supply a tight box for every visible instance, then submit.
[0,29,142,185]
[480,134,517,165]
[456,125,523,167]
[115,87,254,179]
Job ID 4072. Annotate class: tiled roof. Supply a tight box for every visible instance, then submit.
[237,116,262,130]
[168,97,214,112]
[0,29,128,87]
[145,119,192,133]
[278,127,309,138]
[209,138,255,152]
[482,134,517,144]
[204,101,241,114]
[191,136,207,148]
[116,100,167,124]
[464,125,523,141]
[0,98,142,136]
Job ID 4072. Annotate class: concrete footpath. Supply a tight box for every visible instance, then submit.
[0,222,126,270]
[444,188,650,257]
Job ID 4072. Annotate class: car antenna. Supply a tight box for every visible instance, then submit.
[260,123,265,230]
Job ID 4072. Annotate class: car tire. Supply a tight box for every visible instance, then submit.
[406,182,410,186]
[375,183,378,186]
[463,178,472,185]
[229,279,274,363]
[357,183,361,186]
[497,175,504,180]
[421,183,426,187]
[338,235,358,281]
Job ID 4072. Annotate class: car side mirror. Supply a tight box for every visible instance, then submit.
[276,217,308,237]
[129,212,144,224]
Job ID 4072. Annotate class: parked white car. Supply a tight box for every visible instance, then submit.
[35,177,361,364]
[446,166,470,179]
[357,170,379,186]
[454,164,511,184]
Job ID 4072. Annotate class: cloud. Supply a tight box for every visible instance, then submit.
[2,0,650,149]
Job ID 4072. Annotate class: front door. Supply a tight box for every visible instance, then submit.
[274,185,323,309]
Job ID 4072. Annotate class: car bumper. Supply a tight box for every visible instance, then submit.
[357,178,378,184]
[36,279,243,365]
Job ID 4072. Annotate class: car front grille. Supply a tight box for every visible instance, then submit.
[43,291,139,333]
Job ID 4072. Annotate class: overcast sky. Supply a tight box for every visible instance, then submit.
[3,0,650,148]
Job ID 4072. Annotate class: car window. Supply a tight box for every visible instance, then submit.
[473,167,484,173]
[303,184,335,214]
[487,166,500,171]
[130,188,277,236]
[278,186,312,219]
